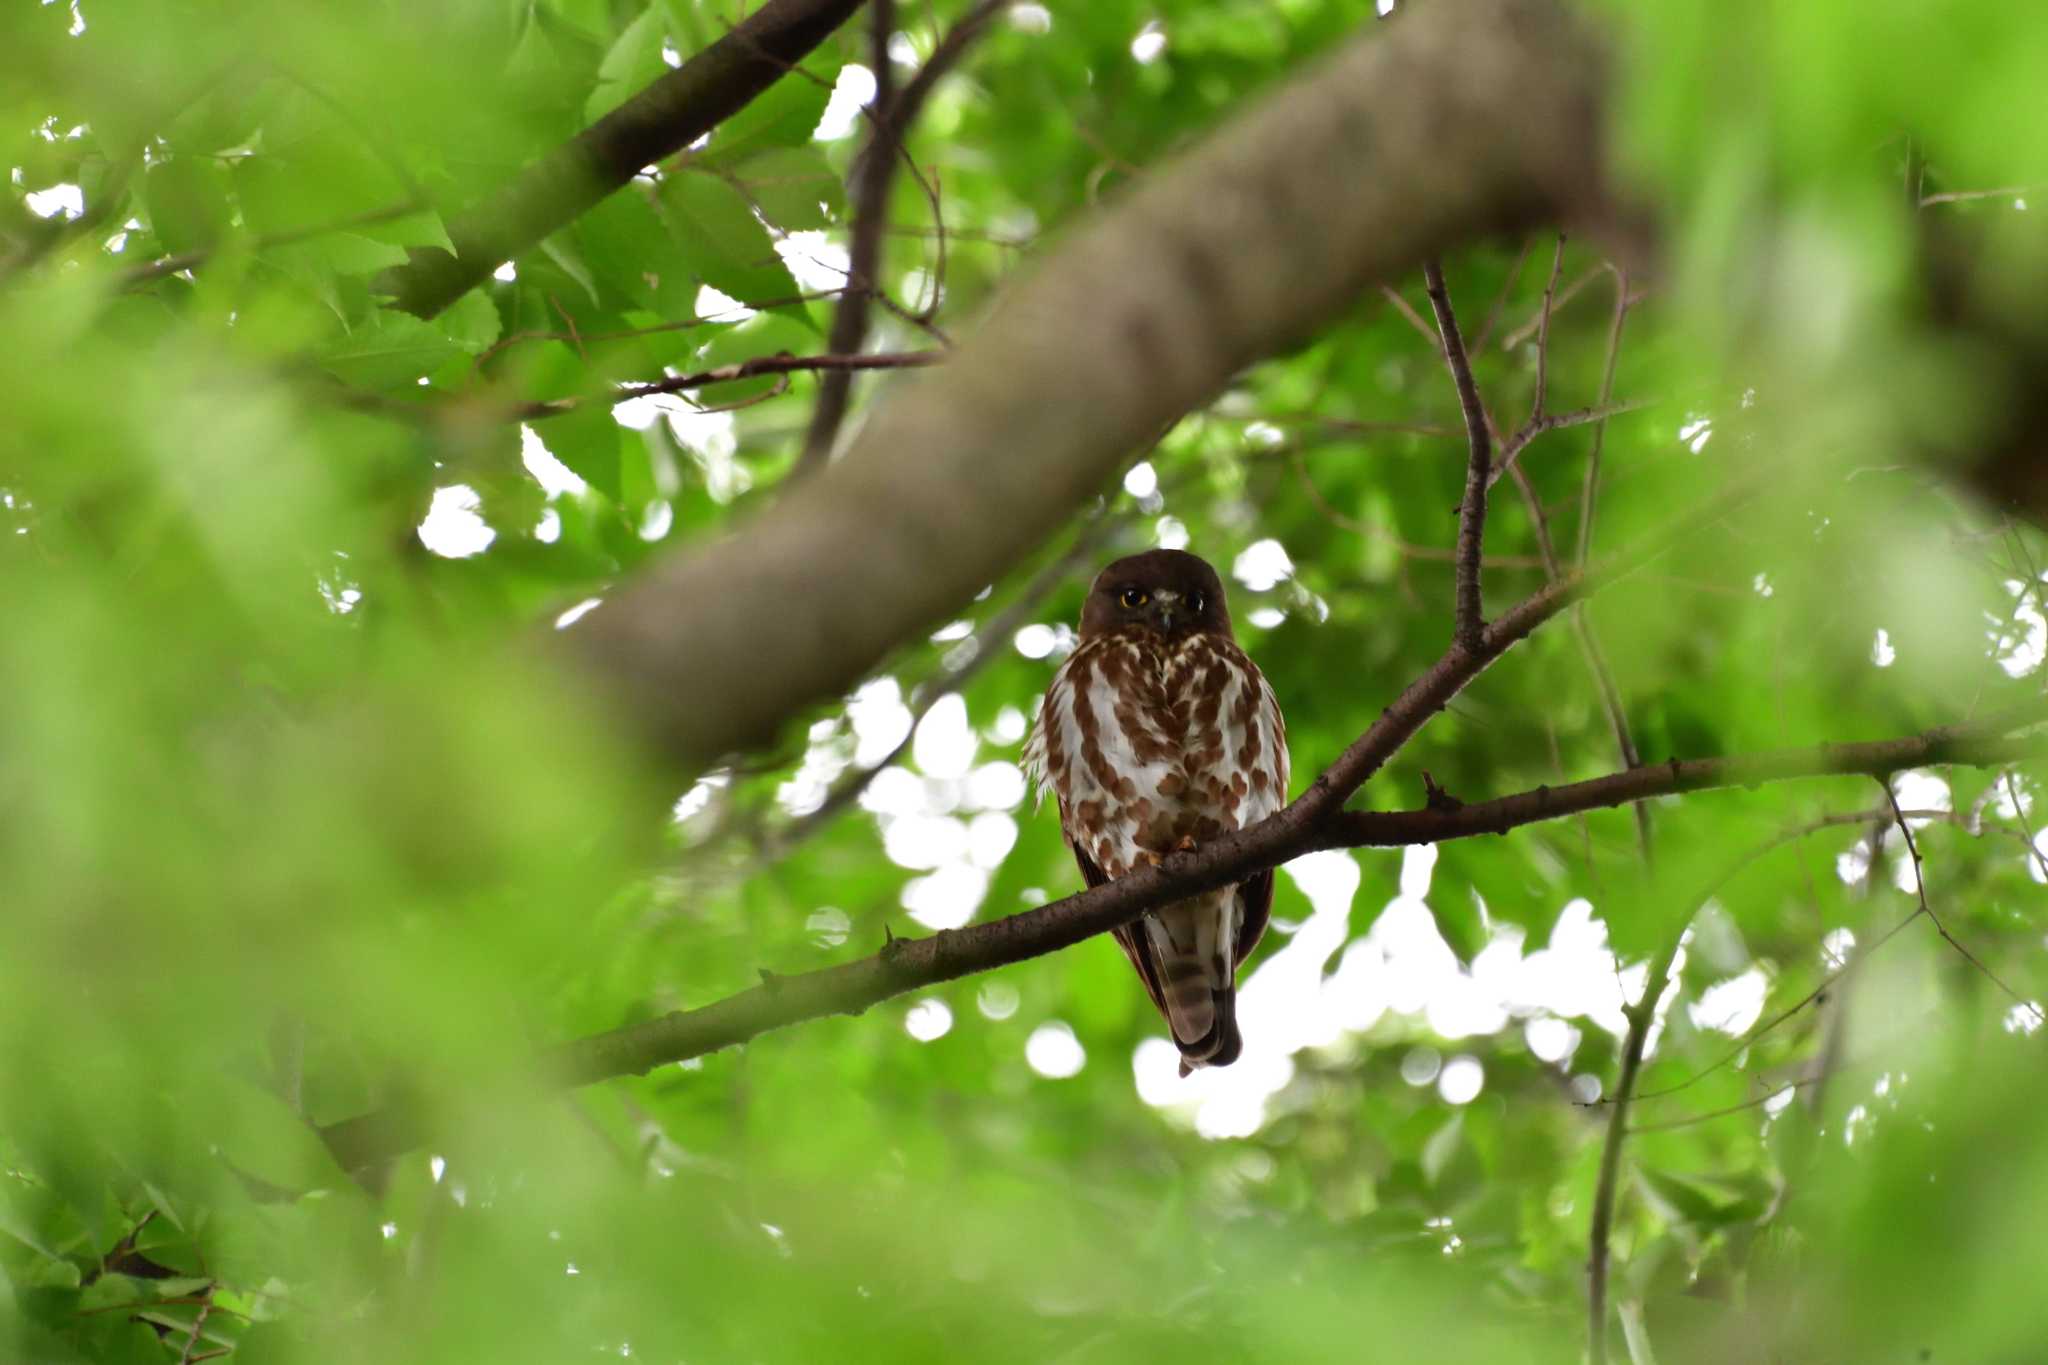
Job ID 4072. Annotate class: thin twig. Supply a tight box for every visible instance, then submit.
[1587,923,1679,1365]
[1883,780,2044,1022]
[1574,264,1630,568]
[1470,237,1533,354]
[1628,1081,1810,1134]
[1919,185,2039,206]
[1379,283,1443,352]
[1421,260,1492,650]
[1498,266,1603,352]
[1529,232,1566,424]
[1613,808,1946,1105]
[515,351,942,422]
[1288,450,1547,568]
[1490,400,1653,491]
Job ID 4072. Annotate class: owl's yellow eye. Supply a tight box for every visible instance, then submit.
[1186,591,1207,614]
[1118,588,1148,609]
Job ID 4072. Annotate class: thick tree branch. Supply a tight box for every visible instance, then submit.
[1422,259,1493,651]
[381,0,870,319]
[561,0,1613,776]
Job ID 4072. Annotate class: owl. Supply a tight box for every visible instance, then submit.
[1025,549,1289,1073]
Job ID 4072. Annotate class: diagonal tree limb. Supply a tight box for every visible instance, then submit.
[381,0,872,318]
[562,0,1616,778]
[319,464,2040,1172]
[317,713,2047,1172]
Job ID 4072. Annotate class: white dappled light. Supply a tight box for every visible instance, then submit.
[1026,1022,1085,1078]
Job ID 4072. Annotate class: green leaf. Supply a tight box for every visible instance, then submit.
[1636,1167,1770,1231]
[732,148,844,230]
[576,186,675,307]
[142,157,232,255]
[205,1077,349,1193]
[539,404,625,502]
[658,169,802,308]
[586,3,671,124]
[358,209,458,256]
[270,231,410,278]
[435,288,504,354]
[1429,883,1488,965]
[699,66,833,165]
[78,1272,144,1312]
[318,307,463,389]
[539,232,602,304]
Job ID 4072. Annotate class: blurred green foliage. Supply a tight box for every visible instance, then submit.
[4,0,2047,1361]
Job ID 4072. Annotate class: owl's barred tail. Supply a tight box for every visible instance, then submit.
[1144,896,1243,1075]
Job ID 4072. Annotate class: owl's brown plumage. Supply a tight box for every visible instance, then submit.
[1025,549,1289,1073]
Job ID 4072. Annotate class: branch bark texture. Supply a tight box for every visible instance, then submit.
[563,0,1610,775]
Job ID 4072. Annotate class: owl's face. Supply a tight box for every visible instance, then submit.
[1079,549,1232,641]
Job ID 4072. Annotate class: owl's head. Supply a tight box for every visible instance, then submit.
[1079,549,1231,641]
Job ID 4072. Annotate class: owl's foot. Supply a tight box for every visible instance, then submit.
[1172,835,1198,853]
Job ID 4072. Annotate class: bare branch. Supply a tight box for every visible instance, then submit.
[1421,260,1493,651]
[1490,400,1651,490]
[318,716,2045,1172]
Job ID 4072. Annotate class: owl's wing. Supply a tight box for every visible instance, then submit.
[1069,839,1176,1026]
[1234,869,1274,969]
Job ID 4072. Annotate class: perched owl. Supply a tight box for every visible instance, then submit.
[1025,549,1289,1073]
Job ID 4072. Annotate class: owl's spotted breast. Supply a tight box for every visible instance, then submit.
[1039,630,1284,878]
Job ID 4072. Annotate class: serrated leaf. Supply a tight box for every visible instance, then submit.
[658,170,801,308]
[318,308,461,390]
[271,231,410,278]
[435,288,503,353]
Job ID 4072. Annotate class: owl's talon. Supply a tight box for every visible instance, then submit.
[1173,835,1199,853]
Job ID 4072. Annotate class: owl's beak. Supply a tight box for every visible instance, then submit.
[1149,600,1178,634]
